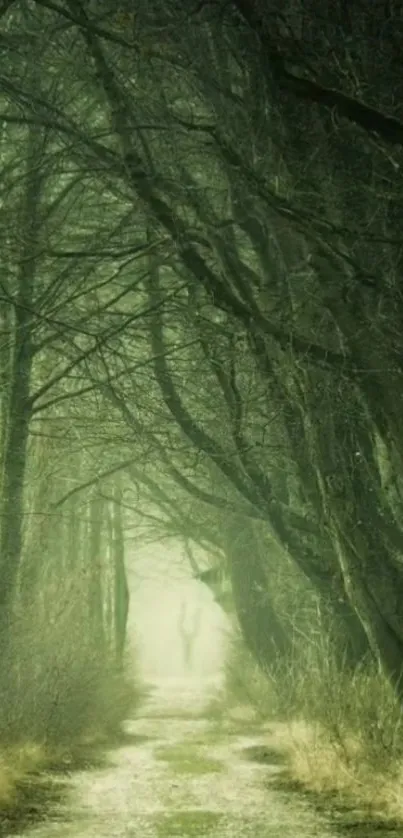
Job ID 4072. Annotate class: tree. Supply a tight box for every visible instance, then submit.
[3,0,403,699]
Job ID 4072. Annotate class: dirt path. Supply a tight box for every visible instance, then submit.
[2,678,396,838]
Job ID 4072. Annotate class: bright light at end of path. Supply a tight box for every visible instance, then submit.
[127,548,231,681]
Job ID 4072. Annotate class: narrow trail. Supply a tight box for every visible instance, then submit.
[3,679,398,838]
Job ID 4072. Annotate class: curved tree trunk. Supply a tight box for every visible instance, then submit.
[333,524,403,696]
[225,518,292,670]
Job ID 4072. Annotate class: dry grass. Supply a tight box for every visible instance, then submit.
[272,719,403,821]
[221,633,403,823]
[0,559,146,813]
[0,629,143,812]
[0,665,142,811]
[206,632,275,723]
[0,743,49,806]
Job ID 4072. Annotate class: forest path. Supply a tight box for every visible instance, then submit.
[2,678,396,838]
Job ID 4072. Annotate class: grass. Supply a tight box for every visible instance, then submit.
[0,743,50,807]
[141,710,208,721]
[186,723,262,747]
[205,651,273,724]
[269,719,403,823]
[155,810,222,836]
[154,743,223,775]
[220,633,403,825]
[0,679,138,812]
[0,653,143,817]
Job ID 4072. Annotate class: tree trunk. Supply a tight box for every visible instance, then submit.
[332,522,403,698]
[66,491,82,572]
[225,518,292,670]
[113,482,129,668]
[88,494,105,656]
[0,123,44,641]
[105,501,115,654]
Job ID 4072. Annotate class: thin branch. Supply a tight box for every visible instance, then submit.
[233,0,403,146]
[45,239,168,259]
[33,0,138,48]
[52,456,139,507]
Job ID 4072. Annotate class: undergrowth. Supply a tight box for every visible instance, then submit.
[0,605,145,810]
[219,630,403,821]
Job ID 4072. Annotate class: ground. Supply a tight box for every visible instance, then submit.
[1,678,400,838]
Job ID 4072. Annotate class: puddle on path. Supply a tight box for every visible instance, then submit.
[0,678,400,838]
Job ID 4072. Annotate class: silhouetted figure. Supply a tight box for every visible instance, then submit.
[177,600,201,673]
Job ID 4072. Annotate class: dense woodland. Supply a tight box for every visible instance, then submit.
[1,0,403,782]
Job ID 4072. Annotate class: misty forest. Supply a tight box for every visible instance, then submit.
[0,1,403,836]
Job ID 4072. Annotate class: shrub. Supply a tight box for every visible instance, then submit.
[220,629,403,819]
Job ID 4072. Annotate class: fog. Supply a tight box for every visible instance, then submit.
[127,543,230,681]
